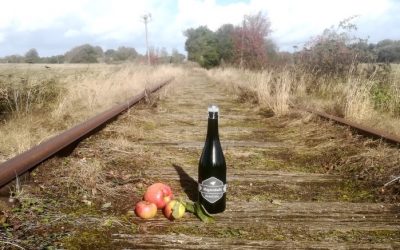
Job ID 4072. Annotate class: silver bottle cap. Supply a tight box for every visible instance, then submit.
[208,105,219,119]
[208,105,219,113]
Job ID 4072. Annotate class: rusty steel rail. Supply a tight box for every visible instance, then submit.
[302,107,400,145]
[0,78,173,188]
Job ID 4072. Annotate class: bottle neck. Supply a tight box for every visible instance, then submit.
[206,116,219,139]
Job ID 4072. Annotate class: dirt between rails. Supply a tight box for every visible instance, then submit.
[1,69,400,249]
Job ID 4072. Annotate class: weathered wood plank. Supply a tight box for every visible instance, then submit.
[144,168,342,183]
[135,140,283,149]
[112,234,400,249]
[132,201,400,231]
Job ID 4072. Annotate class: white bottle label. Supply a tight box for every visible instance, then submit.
[199,177,226,203]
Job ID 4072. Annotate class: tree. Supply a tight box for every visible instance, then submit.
[158,47,170,64]
[184,26,219,68]
[265,39,279,64]
[375,40,400,63]
[216,24,235,64]
[64,44,103,63]
[25,48,40,63]
[171,49,185,64]
[3,55,24,63]
[104,49,116,63]
[233,12,272,69]
[41,55,64,64]
[297,16,367,76]
[115,46,138,61]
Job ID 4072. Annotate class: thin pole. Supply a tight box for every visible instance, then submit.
[240,18,245,69]
[142,13,151,65]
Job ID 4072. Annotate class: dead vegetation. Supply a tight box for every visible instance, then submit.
[208,65,400,137]
[0,64,185,162]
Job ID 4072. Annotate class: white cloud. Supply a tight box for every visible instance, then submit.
[0,0,90,31]
[0,0,398,56]
[64,29,80,38]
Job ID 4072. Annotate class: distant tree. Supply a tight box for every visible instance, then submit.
[41,55,65,64]
[104,49,117,63]
[104,47,138,63]
[158,47,170,64]
[171,49,185,64]
[64,44,103,63]
[297,16,365,76]
[115,46,138,61]
[376,39,394,48]
[375,40,400,63]
[3,55,24,63]
[184,26,219,68]
[232,12,272,69]
[216,24,235,65]
[349,41,376,62]
[25,48,40,63]
[105,49,116,57]
[264,38,279,64]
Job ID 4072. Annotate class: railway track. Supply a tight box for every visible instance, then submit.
[301,107,400,146]
[0,78,173,188]
[1,70,399,249]
[0,78,398,189]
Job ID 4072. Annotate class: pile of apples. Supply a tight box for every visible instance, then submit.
[135,182,185,220]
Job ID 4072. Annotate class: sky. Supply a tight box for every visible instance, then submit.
[0,0,399,57]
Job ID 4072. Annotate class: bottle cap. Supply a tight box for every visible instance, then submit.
[208,105,219,119]
[208,105,219,113]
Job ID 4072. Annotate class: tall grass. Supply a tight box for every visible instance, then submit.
[0,64,184,162]
[52,64,182,122]
[0,70,61,117]
[343,75,374,122]
[208,68,292,116]
[208,65,400,136]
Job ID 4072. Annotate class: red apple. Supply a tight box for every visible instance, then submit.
[135,201,157,219]
[144,183,174,209]
[164,200,185,220]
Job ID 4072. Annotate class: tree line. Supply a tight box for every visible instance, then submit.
[0,44,185,64]
[184,12,278,69]
[184,13,400,71]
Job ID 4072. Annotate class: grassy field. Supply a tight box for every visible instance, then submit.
[208,64,400,136]
[0,63,185,162]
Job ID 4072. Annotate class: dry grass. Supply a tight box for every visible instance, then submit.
[59,158,117,198]
[343,75,374,122]
[0,64,185,162]
[208,66,400,136]
[208,68,292,116]
[52,64,183,122]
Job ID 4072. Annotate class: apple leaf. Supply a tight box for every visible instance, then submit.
[194,202,214,223]
[183,201,195,213]
[181,201,214,223]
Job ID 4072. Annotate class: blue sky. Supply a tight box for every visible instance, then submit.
[0,0,399,57]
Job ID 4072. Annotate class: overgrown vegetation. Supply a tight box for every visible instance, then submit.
[184,14,400,70]
[0,64,185,161]
[0,72,61,119]
[204,15,399,137]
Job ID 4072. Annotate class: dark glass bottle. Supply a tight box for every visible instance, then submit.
[198,105,226,214]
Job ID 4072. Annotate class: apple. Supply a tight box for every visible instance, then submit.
[144,183,174,209]
[164,200,185,220]
[135,201,157,219]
